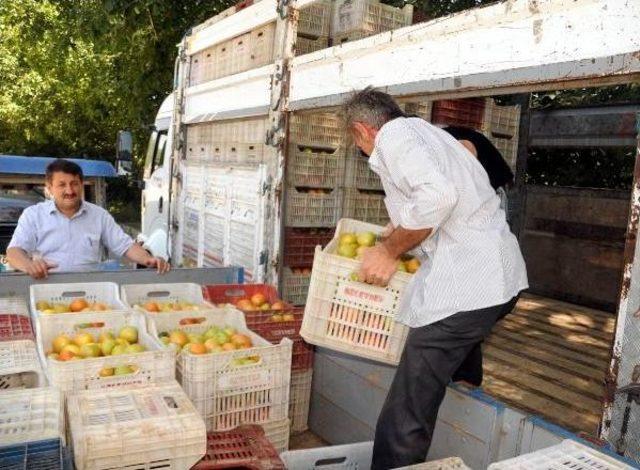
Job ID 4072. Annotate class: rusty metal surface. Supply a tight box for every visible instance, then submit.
[601,114,640,462]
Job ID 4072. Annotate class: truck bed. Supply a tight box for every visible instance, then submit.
[483,294,614,434]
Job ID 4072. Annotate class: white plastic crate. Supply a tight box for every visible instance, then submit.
[403,100,433,121]
[342,188,390,226]
[333,30,370,45]
[296,35,330,56]
[121,282,214,314]
[30,282,128,320]
[332,0,413,36]
[36,311,175,393]
[488,440,634,470]
[0,387,64,446]
[287,145,346,188]
[298,1,332,38]
[250,22,277,69]
[148,309,293,432]
[289,368,313,434]
[281,442,470,469]
[67,381,206,470]
[263,417,291,454]
[300,219,412,365]
[345,153,383,190]
[290,112,344,149]
[282,268,311,306]
[0,296,29,317]
[0,340,46,389]
[482,100,521,138]
[286,187,342,227]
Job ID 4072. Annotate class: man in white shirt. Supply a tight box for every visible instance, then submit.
[7,159,170,278]
[344,88,528,469]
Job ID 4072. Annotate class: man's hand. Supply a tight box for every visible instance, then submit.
[145,256,171,274]
[25,259,57,279]
[380,222,395,241]
[358,244,398,287]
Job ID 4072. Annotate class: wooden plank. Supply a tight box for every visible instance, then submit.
[485,334,607,382]
[515,300,615,331]
[481,375,600,434]
[483,360,602,415]
[509,308,614,340]
[499,315,613,353]
[483,344,604,400]
[522,294,614,321]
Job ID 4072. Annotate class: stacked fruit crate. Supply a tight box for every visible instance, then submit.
[0,313,45,389]
[296,0,332,56]
[331,0,413,45]
[285,110,345,308]
[204,284,315,438]
[431,97,521,168]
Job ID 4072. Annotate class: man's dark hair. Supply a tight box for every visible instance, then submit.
[342,86,406,130]
[45,159,83,182]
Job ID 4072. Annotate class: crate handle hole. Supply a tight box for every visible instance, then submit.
[315,457,348,466]
[178,317,205,326]
[163,396,179,409]
[61,291,87,298]
[146,291,171,298]
[75,321,105,329]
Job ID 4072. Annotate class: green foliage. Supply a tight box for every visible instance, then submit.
[0,0,233,166]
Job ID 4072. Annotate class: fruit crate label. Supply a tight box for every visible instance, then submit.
[217,369,271,391]
[335,280,396,312]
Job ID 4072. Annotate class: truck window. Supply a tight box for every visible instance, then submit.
[144,131,159,179]
[156,133,167,168]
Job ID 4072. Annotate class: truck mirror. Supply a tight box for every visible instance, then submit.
[116,130,133,176]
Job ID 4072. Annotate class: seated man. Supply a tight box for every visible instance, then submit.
[7,159,170,278]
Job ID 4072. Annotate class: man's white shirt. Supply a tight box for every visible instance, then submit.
[368,117,528,327]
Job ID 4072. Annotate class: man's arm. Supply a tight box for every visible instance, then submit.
[124,243,170,274]
[358,227,431,286]
[6,247,56,279]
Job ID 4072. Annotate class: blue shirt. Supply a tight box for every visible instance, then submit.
[8,200,133,272]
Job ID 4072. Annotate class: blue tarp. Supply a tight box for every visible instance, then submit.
[0,155,117,178]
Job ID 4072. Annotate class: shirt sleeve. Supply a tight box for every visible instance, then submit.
[378,127,458,231]
[7,207,38,252]
[100,210,134,258]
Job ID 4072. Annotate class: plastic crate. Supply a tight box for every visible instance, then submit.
[332,30,371,45]
[345,151,383,190]
[286,187,342,227]
[431,98,486,130]
[342,188,390,226]
[300,219,412,365]
[289,368,313,434]
[121,282,215,314]
[290,112,344,149]
[193,425,285,470]
[0,387,64,470]
[36,311,175,393]
[296,36,329,56]
[0,314,35,342]
[482,100,520,138]
[489,134,519,169]
[0,340,46,389]
[30,282,128,320]
[332,0,413,36]
[298,1,332,39]
[148,309,293,432]
[283,228,333,269]
[203,284,295,327]
[288,145,346,188]
[403,100,433,121]
[487,439,633,469]
[250,22,277,70]
[281,442,470,469]
[67,381,206,470]
[0,296,29,317]
[282,267,311,306]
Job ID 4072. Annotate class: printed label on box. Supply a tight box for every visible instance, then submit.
[335,280,395,311]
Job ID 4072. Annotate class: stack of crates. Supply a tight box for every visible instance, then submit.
[285,110,345,307]
[331,0,413,45]
[0,388,65,470]
[431,97,521,169]
[296,1,332,56]
[0,306,45,389]
[203,284,315,439]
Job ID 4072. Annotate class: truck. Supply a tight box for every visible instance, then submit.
[128,0,640,466]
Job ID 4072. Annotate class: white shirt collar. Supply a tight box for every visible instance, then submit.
[47,199,88,218]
